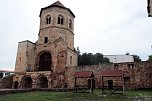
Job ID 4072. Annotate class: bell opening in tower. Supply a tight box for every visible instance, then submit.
[38,52,52,71]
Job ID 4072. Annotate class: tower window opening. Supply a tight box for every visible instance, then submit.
[19,57,21,61]
[58,15,64,25]
[70,56,72,65]
[69,19,72,29]
[44,37,48,44]
[46,16,51,24]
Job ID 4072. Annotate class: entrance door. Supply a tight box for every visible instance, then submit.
[39,52,52,71]
[88,79,95,89]
[108,80,113,89]
[124,77,130,90]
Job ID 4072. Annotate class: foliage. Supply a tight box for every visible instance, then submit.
[0,72,3,78]
[132,55,141,62]
[148,55,152,61]
[0,90,152,101]
[78,52,110,66]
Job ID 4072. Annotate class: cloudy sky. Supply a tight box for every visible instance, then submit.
[0,0,152,70]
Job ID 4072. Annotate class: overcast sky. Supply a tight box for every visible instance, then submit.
[0,0,152,70]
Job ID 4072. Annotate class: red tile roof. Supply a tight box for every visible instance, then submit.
[73,71,94,78]
[100,70,123,77]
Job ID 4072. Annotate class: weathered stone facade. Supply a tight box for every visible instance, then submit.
[66,61,152,90]
[13,1,77,89]
[0,76,13,89]
[12,1,152,90]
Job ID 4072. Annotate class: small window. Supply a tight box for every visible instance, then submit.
[58,15,64,25]
[114,64,119,68]
[128,64,134,69]
[44,37,48,44]
[19,57,21,61]
[108,80,113,89]
[69,19,72,29]
[46,15,51,24]
[70,56,72,65]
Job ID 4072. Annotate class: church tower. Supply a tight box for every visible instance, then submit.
[15,1,78,73]
[14,1,77,89]
[34,1,77,72]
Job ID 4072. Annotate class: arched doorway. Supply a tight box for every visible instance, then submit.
[14,81,19,89]
[39,52,52,71]
[22,77,32,88]
[37,77,48,88]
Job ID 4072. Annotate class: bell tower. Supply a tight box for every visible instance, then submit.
[35,1,78,72]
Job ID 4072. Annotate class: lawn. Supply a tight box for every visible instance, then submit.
[0,89,152,101]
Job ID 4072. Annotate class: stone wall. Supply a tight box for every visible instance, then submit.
[13,71,67,89]
[0,75,13,89]
[1,61,152,90]
[66,61,152,89]
[15,40,35,72]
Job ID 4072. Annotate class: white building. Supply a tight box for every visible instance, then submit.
[104,55,134,63]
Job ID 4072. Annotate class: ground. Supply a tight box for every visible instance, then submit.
[0,89,152,101]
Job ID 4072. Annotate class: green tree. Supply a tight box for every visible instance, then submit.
[132,55,141,62]
[78,52,110,66]
[0,72,3,78]
[148,55,152,61]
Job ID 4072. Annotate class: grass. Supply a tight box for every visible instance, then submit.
[0,89,152,101]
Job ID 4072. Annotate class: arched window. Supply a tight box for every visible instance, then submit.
[69,19,72,29]
[44,37,48,44]
[46,15,51,24]
[57,15,64,25]
[39,52,52,71]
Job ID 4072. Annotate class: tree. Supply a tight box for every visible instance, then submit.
[125,52,130,55]
[132,55,141,62]
[148,55,152,61]
[0,72,3,78]
[78,52,110,66]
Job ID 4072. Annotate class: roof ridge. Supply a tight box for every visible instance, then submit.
[49,1,66,8]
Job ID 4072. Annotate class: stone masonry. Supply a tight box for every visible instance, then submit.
[66,61,152,90]
[13,1,77,89]
[9,1,152,90]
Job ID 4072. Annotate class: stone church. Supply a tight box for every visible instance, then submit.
[13,1,78,89]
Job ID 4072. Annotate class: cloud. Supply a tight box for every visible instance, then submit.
[0,0,152,70]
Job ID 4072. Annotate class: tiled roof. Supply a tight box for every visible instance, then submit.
[100,70,123,77]
[39,1,75,17]
[73,71,94,78]
[49,1,66,8]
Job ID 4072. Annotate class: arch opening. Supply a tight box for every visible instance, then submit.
[39,52,52,71]
[22,77,32,89]
[37,77,48,88]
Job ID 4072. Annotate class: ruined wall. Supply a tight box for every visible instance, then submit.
[0,75,13,89]
[66,48,78,67]
[15,41,35,72]
[13,71,67,89]
[66,61,152,89]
